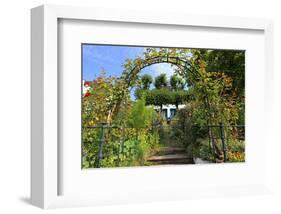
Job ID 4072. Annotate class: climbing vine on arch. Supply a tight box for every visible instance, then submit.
[118,47,244,160]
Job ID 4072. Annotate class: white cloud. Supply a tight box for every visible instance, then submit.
[148,63,176,79]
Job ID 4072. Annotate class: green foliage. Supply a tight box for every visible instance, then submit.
[82,72,129,126]
[171,107,208,147]
[82,80,159,168]
[141,74,153,90]
[172,90,190,108]
[187,50,244,128]
[154,73,168,89]
[135,74,190,109]
[170,74,185,90]
[128,97,156,128]
[203,49,245,97]
[192,138,213,161]
[82,47,246,168]
[192,138,245,162]
[134,88,147,100]
[82,125,159,169]
[145,88,172,108]
[82,128,100,168]
[98,130,159,168]
[144,88,190,109]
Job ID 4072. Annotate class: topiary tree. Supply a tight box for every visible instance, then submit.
[134,88,145,100]
[172,90,190,109]
[154,73,168,89]
[145,88,172,111]
[170,74,185,91]
[140,74,153,90]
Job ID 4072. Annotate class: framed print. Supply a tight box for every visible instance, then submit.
[31,5,274,209]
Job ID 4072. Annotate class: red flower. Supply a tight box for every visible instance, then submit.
[84,81,92,86]
[84,92,91,97]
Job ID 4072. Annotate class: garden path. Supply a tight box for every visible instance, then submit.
[147,146,194,165]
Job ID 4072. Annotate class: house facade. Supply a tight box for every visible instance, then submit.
[154,104,186,120]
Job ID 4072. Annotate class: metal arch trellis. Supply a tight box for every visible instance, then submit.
[120,54,218,161]
[122,55,193,87]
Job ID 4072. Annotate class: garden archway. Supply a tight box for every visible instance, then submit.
[122,55,193,88]
[120,52,217,160]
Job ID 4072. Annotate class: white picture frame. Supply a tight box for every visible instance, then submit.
[31,4,274,209]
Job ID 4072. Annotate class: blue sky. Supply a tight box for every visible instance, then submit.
[82,44,177,99]
[82,44,176,81]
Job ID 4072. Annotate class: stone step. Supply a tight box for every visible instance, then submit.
[155,147,186,155]
[147,154,194,165]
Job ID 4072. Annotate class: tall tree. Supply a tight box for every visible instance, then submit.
[154,73,168,89]
[170,74,185,91]
[141,74,153,90]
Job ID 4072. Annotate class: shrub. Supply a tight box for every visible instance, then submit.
[128,96,156,128]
